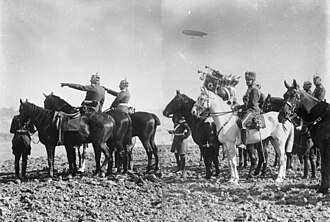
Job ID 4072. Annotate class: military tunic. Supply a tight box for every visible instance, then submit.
[312,84,326,101]
[241,85,261,127]
[171,121,191,155]
[106,88,130,113]
[10,115,36,156]
[66,83,105,112]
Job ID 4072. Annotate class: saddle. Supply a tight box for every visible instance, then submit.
[236,114,266,130]
[55,111,82,145]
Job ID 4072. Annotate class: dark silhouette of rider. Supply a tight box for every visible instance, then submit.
[10,114,36,179]
[60,73,105,112]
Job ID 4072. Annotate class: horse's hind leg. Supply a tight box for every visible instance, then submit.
[97,142,110,177]
[150,132,159,171]
[142,140,153,173]
[246,144,257,179]
[213,146,220,176]
[254,143,263,176]
[65,145,77,176]
[261,144,268,176]
[92,144,101,175]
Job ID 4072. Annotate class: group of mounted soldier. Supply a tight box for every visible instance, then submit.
[8,68,328,193]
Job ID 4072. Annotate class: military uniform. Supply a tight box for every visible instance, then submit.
[65,83,105,112]
[313,84,326,101]
[10,115,36,178]
[169,116,191,176]
[106,88,130,113]
[241,84,261,127]
[61,74,105,112]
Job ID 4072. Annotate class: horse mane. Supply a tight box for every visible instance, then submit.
[44,93,75,113]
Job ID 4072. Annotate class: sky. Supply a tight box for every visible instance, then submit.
[0,0,329,112]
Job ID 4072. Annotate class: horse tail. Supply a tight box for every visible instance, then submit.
[285,123,294,153]
[152,114,161,126]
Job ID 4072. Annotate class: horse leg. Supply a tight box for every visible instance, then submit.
[213,146,220,176]
[310,149,316,179]
[226,144,239,184]
[203,147,212,179]
[261,143,268,176]
[98,142,110,177]
[142,140,153,173]
[238,147,243,168]
[246,144,257,179]
[150,134,159,171]
[254,143,263,176]
[78,143,88,173]
[275,143,287,183]
[318,144,330,193]
[302,154,309,179]
[46,145,55,177]
[92,144,101,175]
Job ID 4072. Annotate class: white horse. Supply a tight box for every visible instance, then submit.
[191,87,294,183]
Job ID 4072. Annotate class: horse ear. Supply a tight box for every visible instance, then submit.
[284,80,290,89]
[20,99,23,104]
[51,92,53,95]
[293,79,298,88]
[25,99,28,102]
[176,90,180,95]
[43,93,48,98]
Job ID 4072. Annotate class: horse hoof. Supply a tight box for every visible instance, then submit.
[229,179,239,185]
[275,178,284,183]
[100,172,106,178]
[78,168,85,173]
[204,174,212,179]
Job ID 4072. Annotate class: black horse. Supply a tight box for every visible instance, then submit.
[19,99,116,177]
[263,93,318,178]
[43,93,160,173]
[163,90,221,179]
[278,80,330,193]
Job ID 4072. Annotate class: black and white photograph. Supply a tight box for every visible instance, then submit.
[1,0,330,221]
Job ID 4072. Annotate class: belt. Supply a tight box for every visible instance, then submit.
[118,103,128,107]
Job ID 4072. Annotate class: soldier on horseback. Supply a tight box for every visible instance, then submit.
[236,71,262,148]
[104,79,130,114]
[60,73,105,112]
[312,74,326,101]
[10,114,36,179]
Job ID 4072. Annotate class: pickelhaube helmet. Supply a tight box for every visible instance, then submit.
[120,79,129,87]
[90,72,100,83]
[245,71,256,80]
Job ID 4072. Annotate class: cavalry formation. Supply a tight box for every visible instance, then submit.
[13,66,330,194]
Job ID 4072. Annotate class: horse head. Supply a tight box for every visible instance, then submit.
[163,90,194,118]
[278,80,301,123]
[43,93,76,114]
[191,87,212,117]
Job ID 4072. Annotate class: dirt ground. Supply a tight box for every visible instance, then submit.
[0,144,330,222]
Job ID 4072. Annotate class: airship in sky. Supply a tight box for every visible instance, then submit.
[182,30,208,37]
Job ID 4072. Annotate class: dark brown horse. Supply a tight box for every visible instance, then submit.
[278,80,330,193]
[19,99,116,177]
[163,90,221,179]
[43,93,160,173]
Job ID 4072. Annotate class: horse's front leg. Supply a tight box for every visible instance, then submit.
[275,143,287,183]
[225,143,239,184]
[318,144,330,193]
[46,145,56,177]
[98,142,110,177]
[78,143,88,173]
[92,144,101,176]
[142,141,153,173]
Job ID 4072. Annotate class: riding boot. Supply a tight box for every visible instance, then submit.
[175,153,180,172]
[14,160,20,179]
[303,155,309,179]
[22,157,28,179]
[180,155,186,178]
[239,129,247,149]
